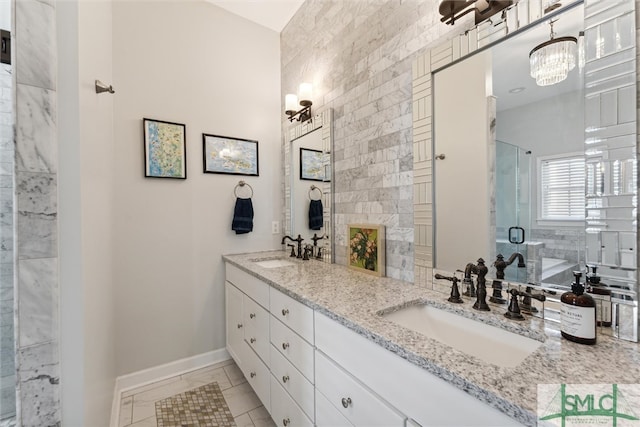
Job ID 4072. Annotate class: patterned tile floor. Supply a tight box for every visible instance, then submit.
[119,359,275,427]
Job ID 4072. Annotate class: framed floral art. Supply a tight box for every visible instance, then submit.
[347,224,385,277]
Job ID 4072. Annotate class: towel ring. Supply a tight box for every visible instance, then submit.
[234,180,254,198]
[309,185,322,201]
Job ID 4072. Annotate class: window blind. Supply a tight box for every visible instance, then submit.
[540,155,585,220]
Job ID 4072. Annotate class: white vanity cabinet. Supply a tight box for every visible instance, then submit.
[225,262,522,427]
[315,312,522,427]
[225,264,271,410]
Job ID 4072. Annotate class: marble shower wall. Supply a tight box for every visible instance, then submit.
[0,61,15,422]
[281,0,461,282]
[13,0,60,425]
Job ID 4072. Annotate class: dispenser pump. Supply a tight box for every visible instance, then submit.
[571,271,584,295]
[587,265,601,285]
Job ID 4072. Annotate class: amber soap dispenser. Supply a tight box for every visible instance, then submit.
[560,271,596,345]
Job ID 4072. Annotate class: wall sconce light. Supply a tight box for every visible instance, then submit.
[285,83,313,122]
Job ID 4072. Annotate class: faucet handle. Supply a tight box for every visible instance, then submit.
[287,244,296,257]
[302,244,312,260]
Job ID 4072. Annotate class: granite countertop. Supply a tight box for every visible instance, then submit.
[223,250,640,426]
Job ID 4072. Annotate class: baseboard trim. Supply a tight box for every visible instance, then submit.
[109,348,231,427]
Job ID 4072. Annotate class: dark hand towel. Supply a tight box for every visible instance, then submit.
[309,199,323,230]
[232,198,254,234]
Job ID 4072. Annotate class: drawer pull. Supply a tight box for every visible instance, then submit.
[250,372,256,378]
[281,308,289,316]
[283,418,290,426]
[249,313,256,319]
[237,323,243,329]
[341,397,352,408]
[282,375,290,383]
[282,342,290,350]
[250,338,256,344]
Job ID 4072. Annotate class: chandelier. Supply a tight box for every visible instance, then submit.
[529,20,577,86]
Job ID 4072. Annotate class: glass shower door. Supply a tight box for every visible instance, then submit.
[495,140,532,283]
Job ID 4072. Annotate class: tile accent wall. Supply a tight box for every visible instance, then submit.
[13,0,60,425]
[281,0,462,281]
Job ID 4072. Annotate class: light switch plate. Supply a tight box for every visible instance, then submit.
[271,221,279,234]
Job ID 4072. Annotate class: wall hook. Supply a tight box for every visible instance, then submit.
[95,80,115,94]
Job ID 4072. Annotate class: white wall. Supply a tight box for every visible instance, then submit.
[112,1,282,375]
[58,0,117,424]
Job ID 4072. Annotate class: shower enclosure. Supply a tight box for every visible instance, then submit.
[495,140,532,283]
[0,1,15,424]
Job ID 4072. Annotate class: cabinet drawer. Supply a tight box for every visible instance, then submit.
[226,263,269,308]
[242,341,270,410]
[316,389,353,427]
[270,315,314,382]
[270,376,313,427]
[270,344,314,420]
[315,350,405,427]
[244,296,270,363]
[270,288,314,344]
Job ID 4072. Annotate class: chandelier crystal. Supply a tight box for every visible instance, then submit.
[529,20,577,87]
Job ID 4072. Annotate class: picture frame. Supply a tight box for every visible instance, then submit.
[143,118,187,179]
[300,148,327,181]
[347,224,385,277]
[202,133,259,176]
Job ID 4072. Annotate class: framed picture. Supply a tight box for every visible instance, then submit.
[347,224,385,277]
[143,118,187,179]
[300,148,327,181]
[203,133,259,176]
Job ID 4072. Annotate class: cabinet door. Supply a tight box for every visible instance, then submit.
[270,376,313,427]
[315,350,405,427]
[316,389,353,427]
[225,282,246,368]
[243,340,271,411]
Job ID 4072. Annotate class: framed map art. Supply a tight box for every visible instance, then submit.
[143,118,187,179]
[202,134,259,176]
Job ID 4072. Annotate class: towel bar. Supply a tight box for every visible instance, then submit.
[309,185,322,201]
[234,180,254,198]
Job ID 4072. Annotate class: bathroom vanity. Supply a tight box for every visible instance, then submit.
[224,251,640,426]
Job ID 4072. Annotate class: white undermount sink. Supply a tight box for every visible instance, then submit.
[253,258,296,268]
[380,303,543,368]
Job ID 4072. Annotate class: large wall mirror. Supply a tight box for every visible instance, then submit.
[284,109,333,262]
[413,0,639,341]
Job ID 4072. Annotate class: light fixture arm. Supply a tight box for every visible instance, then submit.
[286,104,312,123]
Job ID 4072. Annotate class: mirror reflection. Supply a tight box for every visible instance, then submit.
[434,5,586,286]
[291,128,326,242]
[285,110,333,262]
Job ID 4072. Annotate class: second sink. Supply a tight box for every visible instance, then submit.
[380,303,543,368]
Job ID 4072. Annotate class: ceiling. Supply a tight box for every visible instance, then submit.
[206,0,305,32]
[491,4,584,111]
